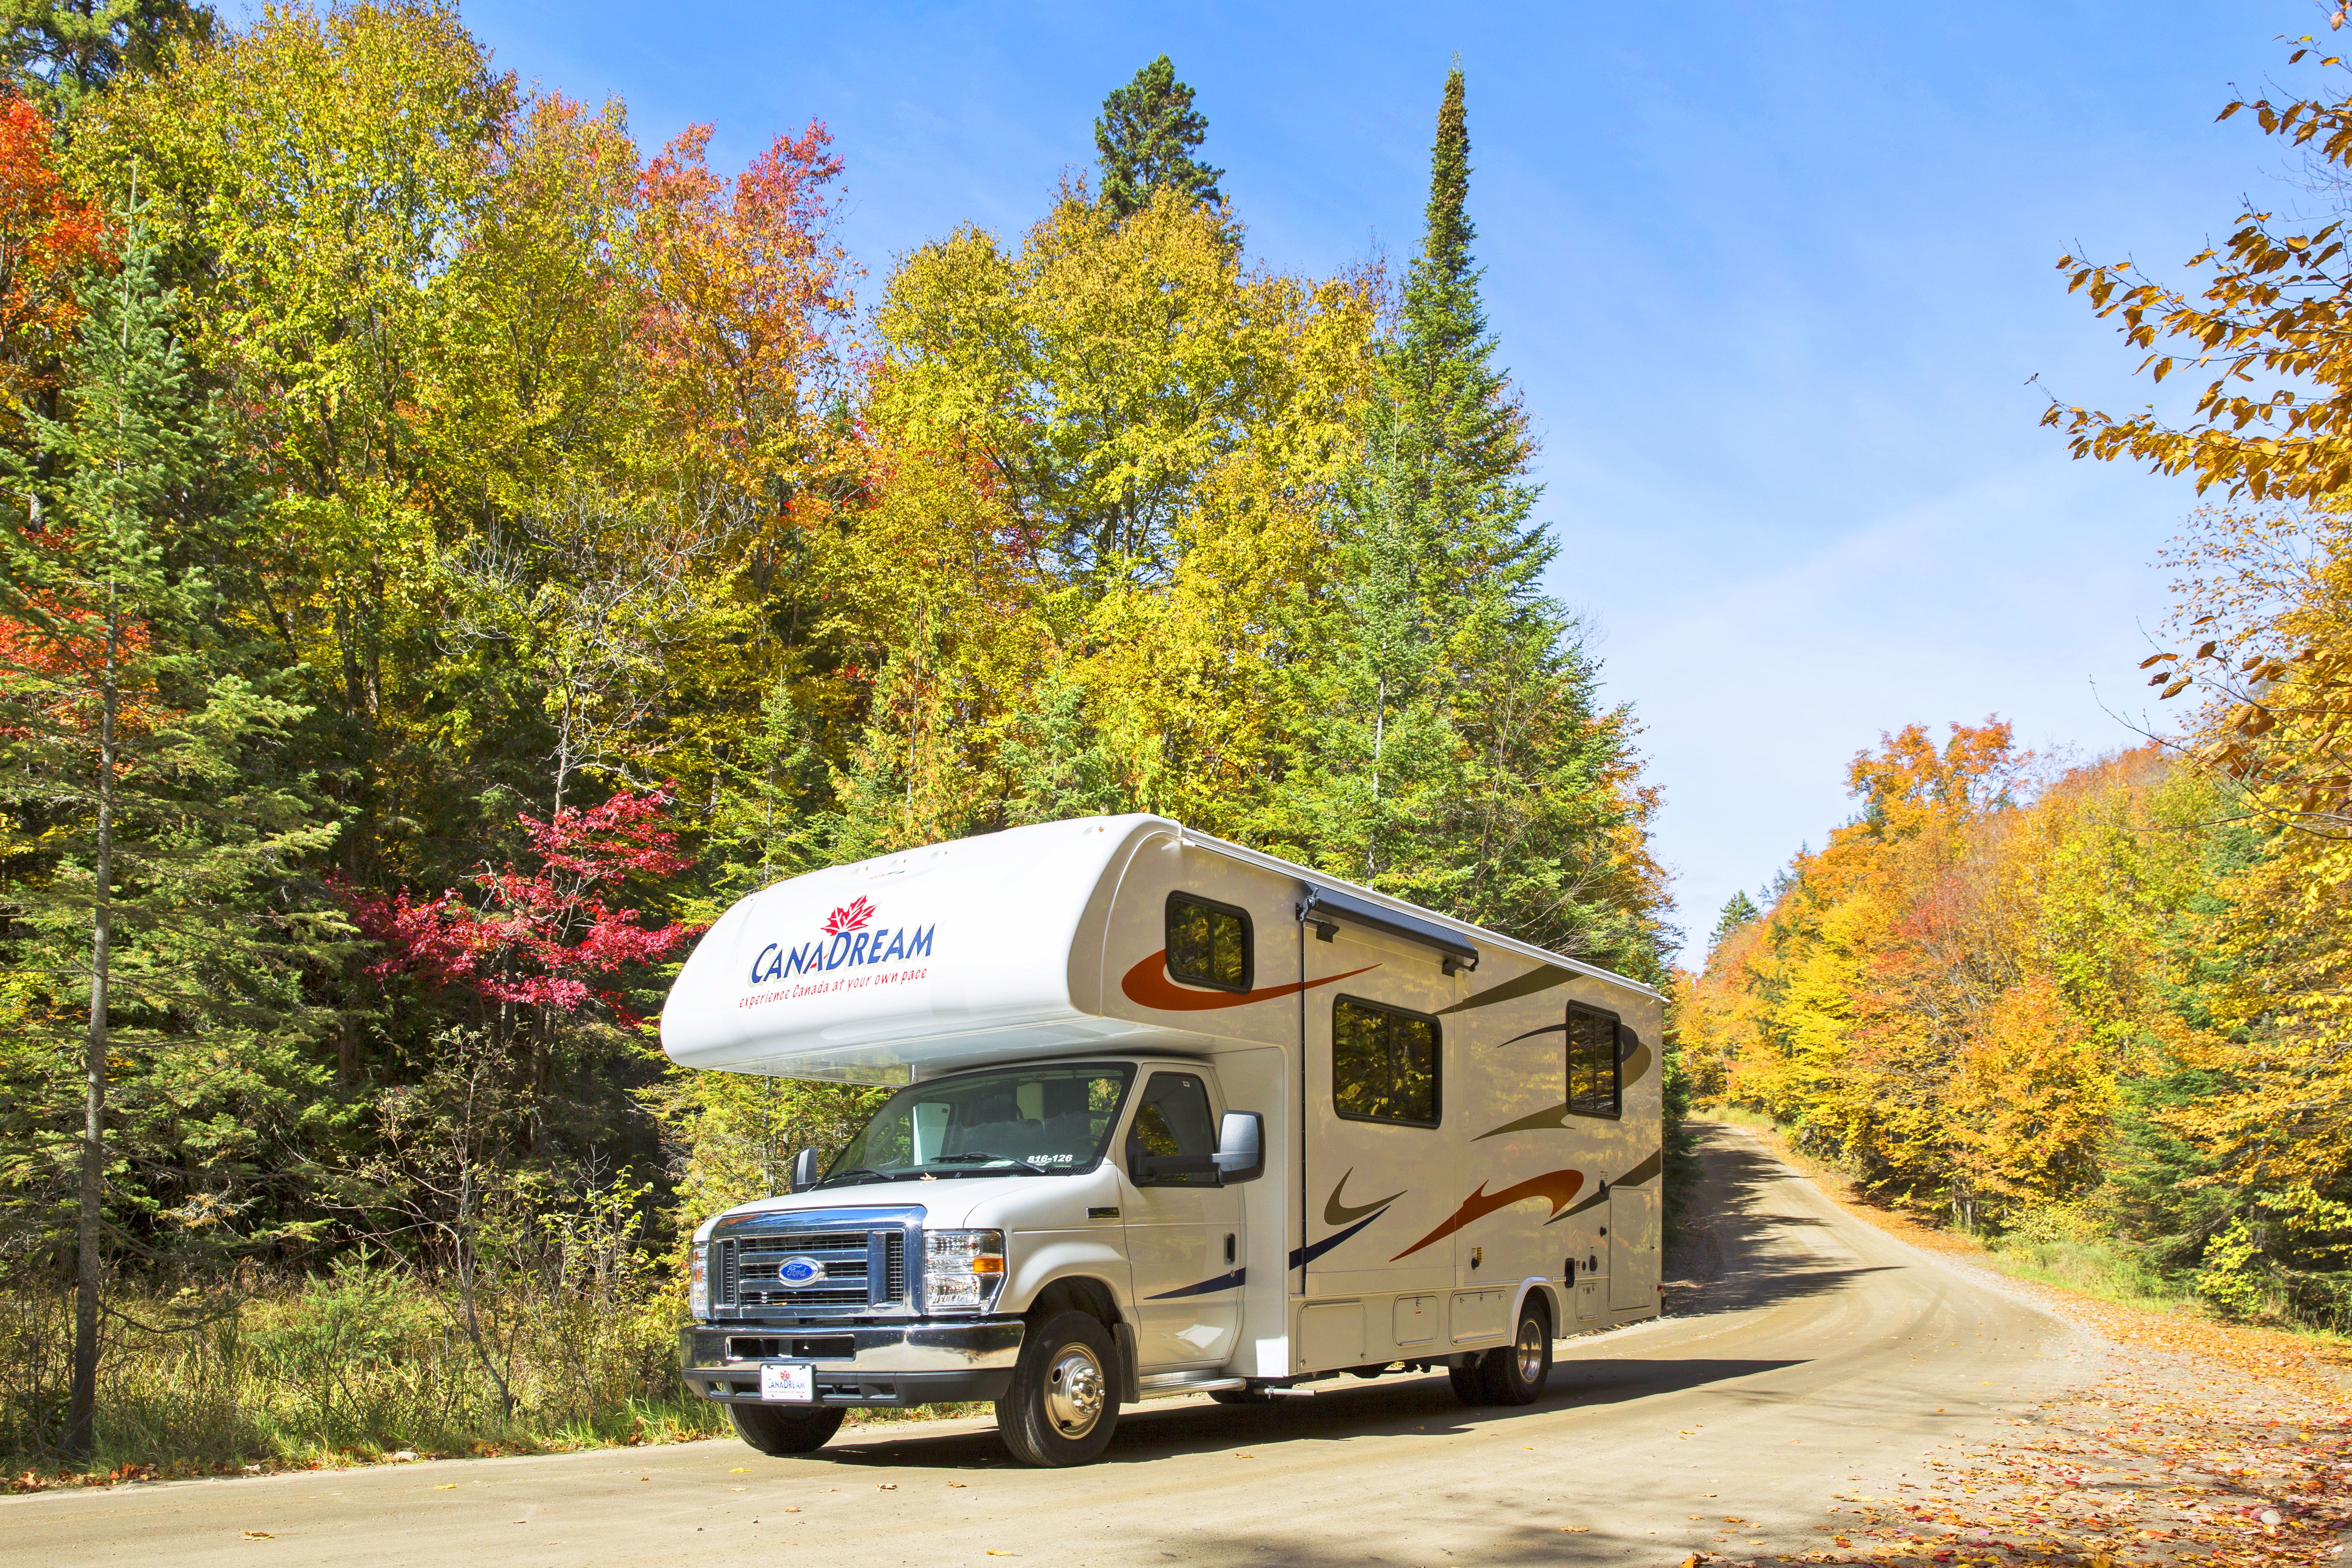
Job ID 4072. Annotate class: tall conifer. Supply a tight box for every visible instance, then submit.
[1269,67,1668,974]
[1093,55,1223,218]
[0,211,341,1455]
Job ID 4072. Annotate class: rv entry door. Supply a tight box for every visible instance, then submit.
[1120,1070,1244,1371]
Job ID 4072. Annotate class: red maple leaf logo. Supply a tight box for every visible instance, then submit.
[822,897,875,935]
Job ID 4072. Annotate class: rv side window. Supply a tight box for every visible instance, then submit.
[1166,893,1252,992]
[1566,1006,1622,1118]
[1332,996,1441,1127]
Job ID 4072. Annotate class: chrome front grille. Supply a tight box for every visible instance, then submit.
[709,1212,917,1321]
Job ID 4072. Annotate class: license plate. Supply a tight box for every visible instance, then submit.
[759,1362,814,1403]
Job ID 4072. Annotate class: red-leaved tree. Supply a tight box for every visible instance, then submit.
[342,787,698,1030]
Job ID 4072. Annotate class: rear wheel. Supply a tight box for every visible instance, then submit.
[1477,1296,1554,1406]
[728,1401,845,1455]
[996,1310,1120,1467]
[1448,1363,1488,1406]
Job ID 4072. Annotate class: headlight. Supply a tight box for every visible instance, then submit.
[922,1229,1005,1314]
[689,1242,709,1319]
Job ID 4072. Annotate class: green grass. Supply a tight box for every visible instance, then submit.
[1977,1234,2200,1314]
[2,1258,1000,1488]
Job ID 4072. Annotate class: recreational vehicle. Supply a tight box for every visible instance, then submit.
[662,815,1663,1467]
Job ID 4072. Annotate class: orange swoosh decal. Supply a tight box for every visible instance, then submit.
[1119,950,1378,1012]
[1390,1168,1585,1260]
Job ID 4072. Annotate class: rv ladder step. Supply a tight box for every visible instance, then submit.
[1135,1373,1246,1399]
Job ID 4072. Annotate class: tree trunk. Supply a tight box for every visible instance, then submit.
[67,601,120,1460]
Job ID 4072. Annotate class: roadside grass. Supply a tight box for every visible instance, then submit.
[0,1271,734,1490]
[3,1258,1000,1493]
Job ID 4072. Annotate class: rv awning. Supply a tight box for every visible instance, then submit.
[1298,885,1479,972]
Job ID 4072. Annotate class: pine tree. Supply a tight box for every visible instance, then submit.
[1391,65,1540,587]
[1711,891,1763,951]
[0,0,213,121]
[1270,67,1667,973]
[1093,54,1222,219]
[0,209,340,1457]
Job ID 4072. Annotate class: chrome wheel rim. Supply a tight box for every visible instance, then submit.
[1515,1318,1546,1384]
[1043,1343,1105,1437]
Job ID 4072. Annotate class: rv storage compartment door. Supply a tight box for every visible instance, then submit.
[1450,1288,1507,1344]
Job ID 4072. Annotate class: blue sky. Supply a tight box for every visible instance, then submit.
[445,0,2314,960]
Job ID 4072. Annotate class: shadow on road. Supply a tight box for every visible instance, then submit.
[813,1356,1807,1470]
[1667,1123,1904,1318]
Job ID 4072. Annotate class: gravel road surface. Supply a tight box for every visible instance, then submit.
[0,1123,2104,1566]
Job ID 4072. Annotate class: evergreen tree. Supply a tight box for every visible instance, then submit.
[1711,890,1762,950]
[0,0,213,121]
[1093,54,1222,219]
[1270,66,1668,974]
[0,210,340,1457]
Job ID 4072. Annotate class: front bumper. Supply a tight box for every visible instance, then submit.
[680,1319,1024,1408]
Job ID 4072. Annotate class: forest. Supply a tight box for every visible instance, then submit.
[1679,44,2352,1331]
[0,4,1670,1473]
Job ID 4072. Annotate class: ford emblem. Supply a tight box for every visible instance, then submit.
[776,1255,826,1288]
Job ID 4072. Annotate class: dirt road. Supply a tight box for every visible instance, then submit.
[0,1124,2103,1566]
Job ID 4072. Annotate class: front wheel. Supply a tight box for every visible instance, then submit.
[996,1310,1121,1467]
[729,1401,846,1455]
[1478,1296,1554,1406]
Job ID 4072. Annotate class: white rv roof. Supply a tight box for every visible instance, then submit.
[659,814,1655,1085]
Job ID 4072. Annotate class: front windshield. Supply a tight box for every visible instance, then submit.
[822,1062,1135,1187]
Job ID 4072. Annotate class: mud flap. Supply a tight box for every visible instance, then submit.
[1114,1321,1142,1405]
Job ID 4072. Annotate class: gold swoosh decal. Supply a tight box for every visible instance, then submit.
[1435,963,1575,1016]
[1323,1167,1407,1226]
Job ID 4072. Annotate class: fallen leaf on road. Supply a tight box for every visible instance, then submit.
[434,1484,454,1490]
[877,1483,897,1490]
[240,1531,272,1541]
[729,1468,748,1473]
[1561,1526,1588,1532]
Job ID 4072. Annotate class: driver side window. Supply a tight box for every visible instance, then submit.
[1126,1072,1219,1187]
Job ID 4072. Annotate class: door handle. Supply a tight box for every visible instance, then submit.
[1224,1232,1236,1265]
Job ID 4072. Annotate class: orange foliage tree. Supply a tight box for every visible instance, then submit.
[1679,728,2219,1227]
[0,93,105,418]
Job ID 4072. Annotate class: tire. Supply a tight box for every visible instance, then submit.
[996,1310,1121,1467]
[1448,1363,1488,1406]
[729,1401,846,1456]
[1477,1295,1554,1406]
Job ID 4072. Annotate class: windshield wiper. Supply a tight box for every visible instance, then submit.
[814,1167,895,1189]
[931,1152,1048,1175]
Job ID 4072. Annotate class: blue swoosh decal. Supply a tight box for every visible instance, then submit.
[1286,1207,1388,1271]
[1145,1267,1247,1300]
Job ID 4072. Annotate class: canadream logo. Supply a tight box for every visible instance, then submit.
[748,898,935,987]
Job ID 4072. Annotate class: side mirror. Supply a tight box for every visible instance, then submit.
[789,1147,823,1193]
[1213,1111,1264,1185]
